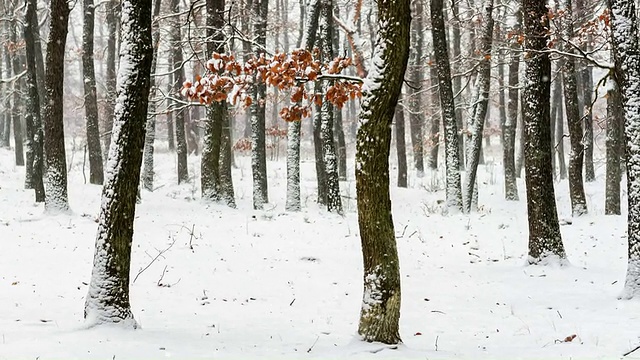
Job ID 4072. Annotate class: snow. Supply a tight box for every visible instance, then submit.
[1,146,640,359]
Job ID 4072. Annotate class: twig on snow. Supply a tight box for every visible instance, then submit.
[133,236,177,283]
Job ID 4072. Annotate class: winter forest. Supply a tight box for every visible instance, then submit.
[2,0,640,356]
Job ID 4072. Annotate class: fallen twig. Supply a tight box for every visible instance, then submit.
[133,236,177,283]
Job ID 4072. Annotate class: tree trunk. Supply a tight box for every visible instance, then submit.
[431,0,463,211]
[142,0,162,191]
[427,65,440,170]
[503,9,520,201]
[9,20,24,167]
[250,0,269,209]
[605,78,622,215]
[84,0,153,325]
[320,0,342,213]
[558,0,587,216]
[463,0,493,213]
[166,62,175,151]
[522,0,566,263]
[285,0,320,212]
[23,0,45,201]
[219,104,236,207]
[395,94,408,187]
[554,78,568,179]
[43,0,71,213]
[332,9,347,181]
[171,0,189,184]
[83,0,104,185]
[608,0,640,299]
[355,0,409,342]
[313,88,328,205]
[408,0,424,176]
[201,0,225,202]
[451,0,464,170]
[102,0,118,155]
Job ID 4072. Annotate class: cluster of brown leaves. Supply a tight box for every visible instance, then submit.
[182,49,362,122]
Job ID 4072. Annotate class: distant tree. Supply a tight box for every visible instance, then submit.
[394,94,408,188]
[8,13,23,167]
[605,75,622,215]
[171,0,189,184]
[83,0,104,185]
[43,0,71,213]
[355,0,409,343]
[102,0,118,154]
[85,0,153,325]
[407,0,425,176]
[522,0,566,263]
[557,0,587,216]
[503,7,520,201]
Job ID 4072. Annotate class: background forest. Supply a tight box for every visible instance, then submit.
[1,0,640,357]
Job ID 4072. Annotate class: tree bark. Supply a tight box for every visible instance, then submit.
[408,0,424,176]
[554,77,568,179]
[463,0,493,213]
[608,0,640,298]
[427,65,440,170]
[84,0,153,325]
[450,0,464,170]
[558,0,587,216]
[250,0,269,209]
[142,0,163,192]
[43,0,71,213]
[431,0,463,211]
[102,0,118,154]
[9,18,24,167]
[503,7,520,201]
[605,77,622,215]
[522,0,566,263]
[23,0,45,201]
[313,87,328,205]
[83,0,104,185]
[171,0,189,184]
[395,94,408,187]
[355,0,409,342]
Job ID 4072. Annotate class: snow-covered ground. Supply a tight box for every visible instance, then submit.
[0,146,638,359]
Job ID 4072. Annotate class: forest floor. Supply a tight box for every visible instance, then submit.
[0,146,638,359]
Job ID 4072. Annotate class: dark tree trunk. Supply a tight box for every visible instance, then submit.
[201,0,225,202]
[605,78,622,215]
[84,0,153,325]
[355,0,409,342]
[171,0,188,184]
[408,0,424,176]
[574,0,594,182]
[320,0,343,213]
[43,0,71,213]
[83,0,104,185]
[313,89,328,205]
[250,0,269,209]
[450,0,464,170]
[550,64,558,177]
[559,0,587,216]
[332,10,347,181]
[103,0,118,154]
[23,0,45,201]
[463,0,494,213]
[427,64,440,170]
[431,0,463,211]
[9,20,24,167]
[395,94,408,188]
[142,0,163,191]
[608,0,640,298]
[503,9,520,201]
[166,63,175,151]
[522,0,566,263]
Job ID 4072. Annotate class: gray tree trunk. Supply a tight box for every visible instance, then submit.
[431,0,463,211]
[522,0,566,264]
[171,0,188,184]
[9,18,23,167]
[408,0,424,176]
[605,78,622,215]
[23,0,45,201]
[43,0,71,213]
[558,0,587,216]
[102,0,118,154]
[503,7,520,201]
[84,0,153,325]
[395,94,408,187]
[83,0,104,185]
[142,0,162,192]
[463,0,494,213]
